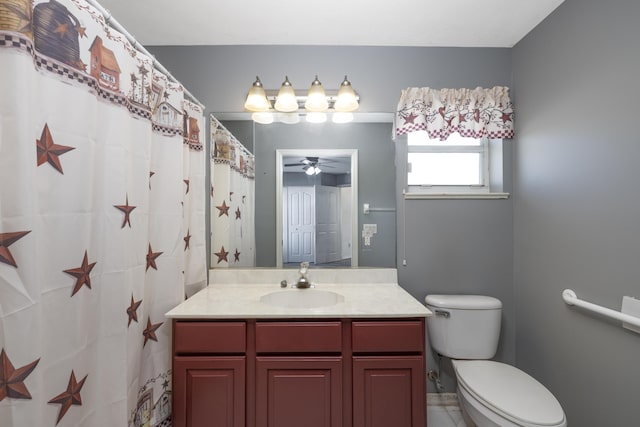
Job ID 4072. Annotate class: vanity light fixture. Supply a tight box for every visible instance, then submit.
[304,75,329,112]
[333,76,359,112]
[274,76,298,112]
[243,75,360,121]
[243,76,270,112]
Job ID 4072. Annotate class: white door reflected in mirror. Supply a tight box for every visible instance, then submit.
[276,149,359,268]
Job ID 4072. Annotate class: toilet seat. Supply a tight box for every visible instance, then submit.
[453,360,566,427]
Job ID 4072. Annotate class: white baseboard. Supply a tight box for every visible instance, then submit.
[427,392,460,407]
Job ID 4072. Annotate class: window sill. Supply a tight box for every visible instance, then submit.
[404,192,510,200]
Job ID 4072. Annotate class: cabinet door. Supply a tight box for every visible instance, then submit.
[173,356,245,427]
[352,356,426,427]
[256,357,343,427]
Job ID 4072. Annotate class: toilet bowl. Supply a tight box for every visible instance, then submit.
[425,295,566,427]
[453,360,566,427]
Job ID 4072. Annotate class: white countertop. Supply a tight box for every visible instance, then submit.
[166,282,431,319]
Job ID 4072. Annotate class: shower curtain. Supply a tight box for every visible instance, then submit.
[0,1,206,426]
[210,118,255,268]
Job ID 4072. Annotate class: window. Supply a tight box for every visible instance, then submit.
[405,131,508,199]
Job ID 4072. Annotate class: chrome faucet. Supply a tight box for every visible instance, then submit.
[294,262,312,288]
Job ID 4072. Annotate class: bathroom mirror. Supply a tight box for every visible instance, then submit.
[215,114,397,268]
[277,149,358,267]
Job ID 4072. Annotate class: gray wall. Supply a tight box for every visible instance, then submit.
[149,45,515,390]
[512,0,640,425]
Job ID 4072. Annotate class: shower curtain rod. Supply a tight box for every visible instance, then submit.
[85,0,205,109]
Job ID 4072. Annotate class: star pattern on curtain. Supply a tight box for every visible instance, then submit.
[0,349,40,401]
[48,370,88,425]
[142,317,163,346]
[234,249,240,262]
[63,250,97,297]
[216,200,230,217]
[0,230,31,267]
[1,8,208,425]
[184,229,191,250]
[127,294,142,327]
[36,124,75,174]
[114,194,136,228]
[146,243,163,271]
[215,245,229,264]
[235,207,241,220]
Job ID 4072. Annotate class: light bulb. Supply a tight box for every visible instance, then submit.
[274,76,298,112]
[244,76,270,112]
[333,75,359,112]
[304,75,328,112]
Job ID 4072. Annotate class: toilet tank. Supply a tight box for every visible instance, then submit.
[425,295,502,359]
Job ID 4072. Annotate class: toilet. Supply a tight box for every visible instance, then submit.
[424,295,566,427]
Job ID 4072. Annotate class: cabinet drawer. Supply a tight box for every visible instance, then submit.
[256,321,342,353]
[352,321,424,353]
[174,321,246,354]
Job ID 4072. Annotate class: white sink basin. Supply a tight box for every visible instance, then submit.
[260,289,344,309]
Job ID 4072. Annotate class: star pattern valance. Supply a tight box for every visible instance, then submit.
[395,86,514,140]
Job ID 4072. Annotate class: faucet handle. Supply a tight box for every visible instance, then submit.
[299,261,309,275]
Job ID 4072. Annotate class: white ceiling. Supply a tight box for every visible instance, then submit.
[97,0,565,48]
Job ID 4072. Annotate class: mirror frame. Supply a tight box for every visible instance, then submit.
[276,149,359,267]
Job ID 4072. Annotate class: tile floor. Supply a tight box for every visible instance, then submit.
[427,393,469,427]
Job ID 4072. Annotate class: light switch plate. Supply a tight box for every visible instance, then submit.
[621,296,640,334]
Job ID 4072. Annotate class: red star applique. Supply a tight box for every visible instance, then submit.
[183,179,190,194]
[126,294,142,327]
[143,317,163,346]
[36,124,75,174]
[183,229,191,250]
[138,65,149,77]
[216,200,230,217]
[53,21,69,38]
[234,249,241,262]
[502,112,513,123]
[215,246,229,264]
[146,244,163,271]
[235,207,241,220]
[63,251,97,297]
[0,230,31,268]
[114,194,136,228]
[74,25,87,38]
[403,112,418,125]
[0,349,39,401]
[48,370,87,425]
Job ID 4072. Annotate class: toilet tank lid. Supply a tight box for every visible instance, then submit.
[425,294,502,310]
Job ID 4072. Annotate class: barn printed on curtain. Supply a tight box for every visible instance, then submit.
[0,0,207,425]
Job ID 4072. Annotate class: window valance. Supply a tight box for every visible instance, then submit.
[395,86,514,140]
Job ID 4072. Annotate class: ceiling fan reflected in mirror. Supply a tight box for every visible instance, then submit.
[284,156,337,175]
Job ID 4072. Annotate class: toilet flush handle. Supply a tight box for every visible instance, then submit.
[434,309,450,318]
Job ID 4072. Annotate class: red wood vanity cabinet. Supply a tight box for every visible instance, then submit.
[172,318,426,427]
